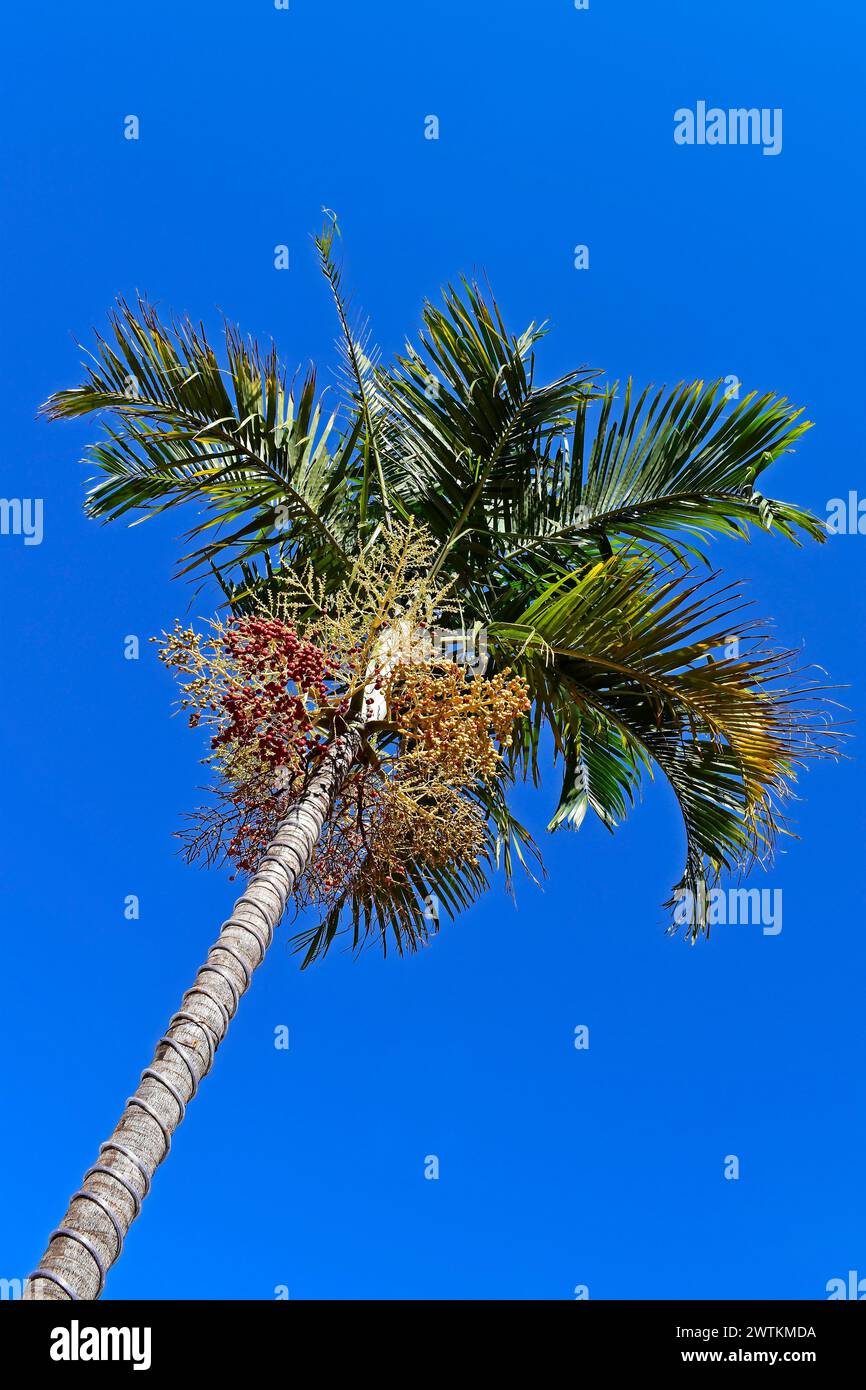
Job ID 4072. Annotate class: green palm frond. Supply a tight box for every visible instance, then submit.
[501,379,821,570]
[548,710,649,832]
[377,280,600,577]
[490,556,838,936]
[42,298,358,586]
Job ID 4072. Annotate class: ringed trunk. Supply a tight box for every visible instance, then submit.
[24,725,362,1301]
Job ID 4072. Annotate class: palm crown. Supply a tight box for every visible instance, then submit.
[44,218,834,960]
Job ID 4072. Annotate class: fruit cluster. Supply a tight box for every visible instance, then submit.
[213,616,334,773]
[296,665,530,921]
[157,613,340,874]
[156,524,532,945]
[295,756,485,919]
[386,661,530,781]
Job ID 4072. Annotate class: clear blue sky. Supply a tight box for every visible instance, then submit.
[1,0,864,1301]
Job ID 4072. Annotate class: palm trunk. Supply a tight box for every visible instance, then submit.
[24,725,361,1301]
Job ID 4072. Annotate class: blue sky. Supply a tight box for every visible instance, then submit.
[1,0,864,1300]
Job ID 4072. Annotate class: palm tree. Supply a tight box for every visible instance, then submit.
[24,221,835,1300]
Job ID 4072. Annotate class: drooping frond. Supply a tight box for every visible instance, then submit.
[490,556,839,936]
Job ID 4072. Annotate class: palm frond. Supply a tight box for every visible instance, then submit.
[376,280,599,577]
[491,556,839,936]
[43,297,357,586]
[501,379,822,570]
